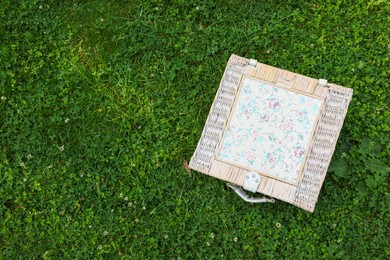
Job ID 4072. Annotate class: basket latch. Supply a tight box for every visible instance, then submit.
[243,172,261,193]
[226,172,275,203]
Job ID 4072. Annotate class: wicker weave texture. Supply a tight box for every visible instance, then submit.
[189,55,249,173]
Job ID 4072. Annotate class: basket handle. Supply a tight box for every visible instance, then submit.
[227,183,275,203]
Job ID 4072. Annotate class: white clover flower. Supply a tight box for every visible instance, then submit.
[210,233,215,239]
[196,6,200,10]
[154,7,159,11]
[1,96,6,101]
[206,242,210,246]
[142,206,146,210]
[128,202,133,207]
[98,245,102,250]
[80,172,84,177]
[27,154,32,160]
[233,237,238,242]
[103,230,109,236]
[100,18,104,22]
[65,118,70,123]
[39,5,43,9]
[134,218,139,223]
[124,196,128,201]
[164,234,169,239]
[58,145,64,152]
[275,222,282,228]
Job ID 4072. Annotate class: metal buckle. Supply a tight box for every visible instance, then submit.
[243,172,261,193]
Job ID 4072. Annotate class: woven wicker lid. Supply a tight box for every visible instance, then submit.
[190,54,352,212]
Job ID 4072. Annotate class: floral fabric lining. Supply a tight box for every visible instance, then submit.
[217,77,322,183]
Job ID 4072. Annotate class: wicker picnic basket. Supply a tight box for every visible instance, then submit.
[189,54,353,212]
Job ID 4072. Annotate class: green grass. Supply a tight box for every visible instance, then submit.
[1,0,389,258]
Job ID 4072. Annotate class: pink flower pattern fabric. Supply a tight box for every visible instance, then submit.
[218,77,322,183]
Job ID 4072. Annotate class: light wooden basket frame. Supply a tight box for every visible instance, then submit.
[189,54,353,212]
